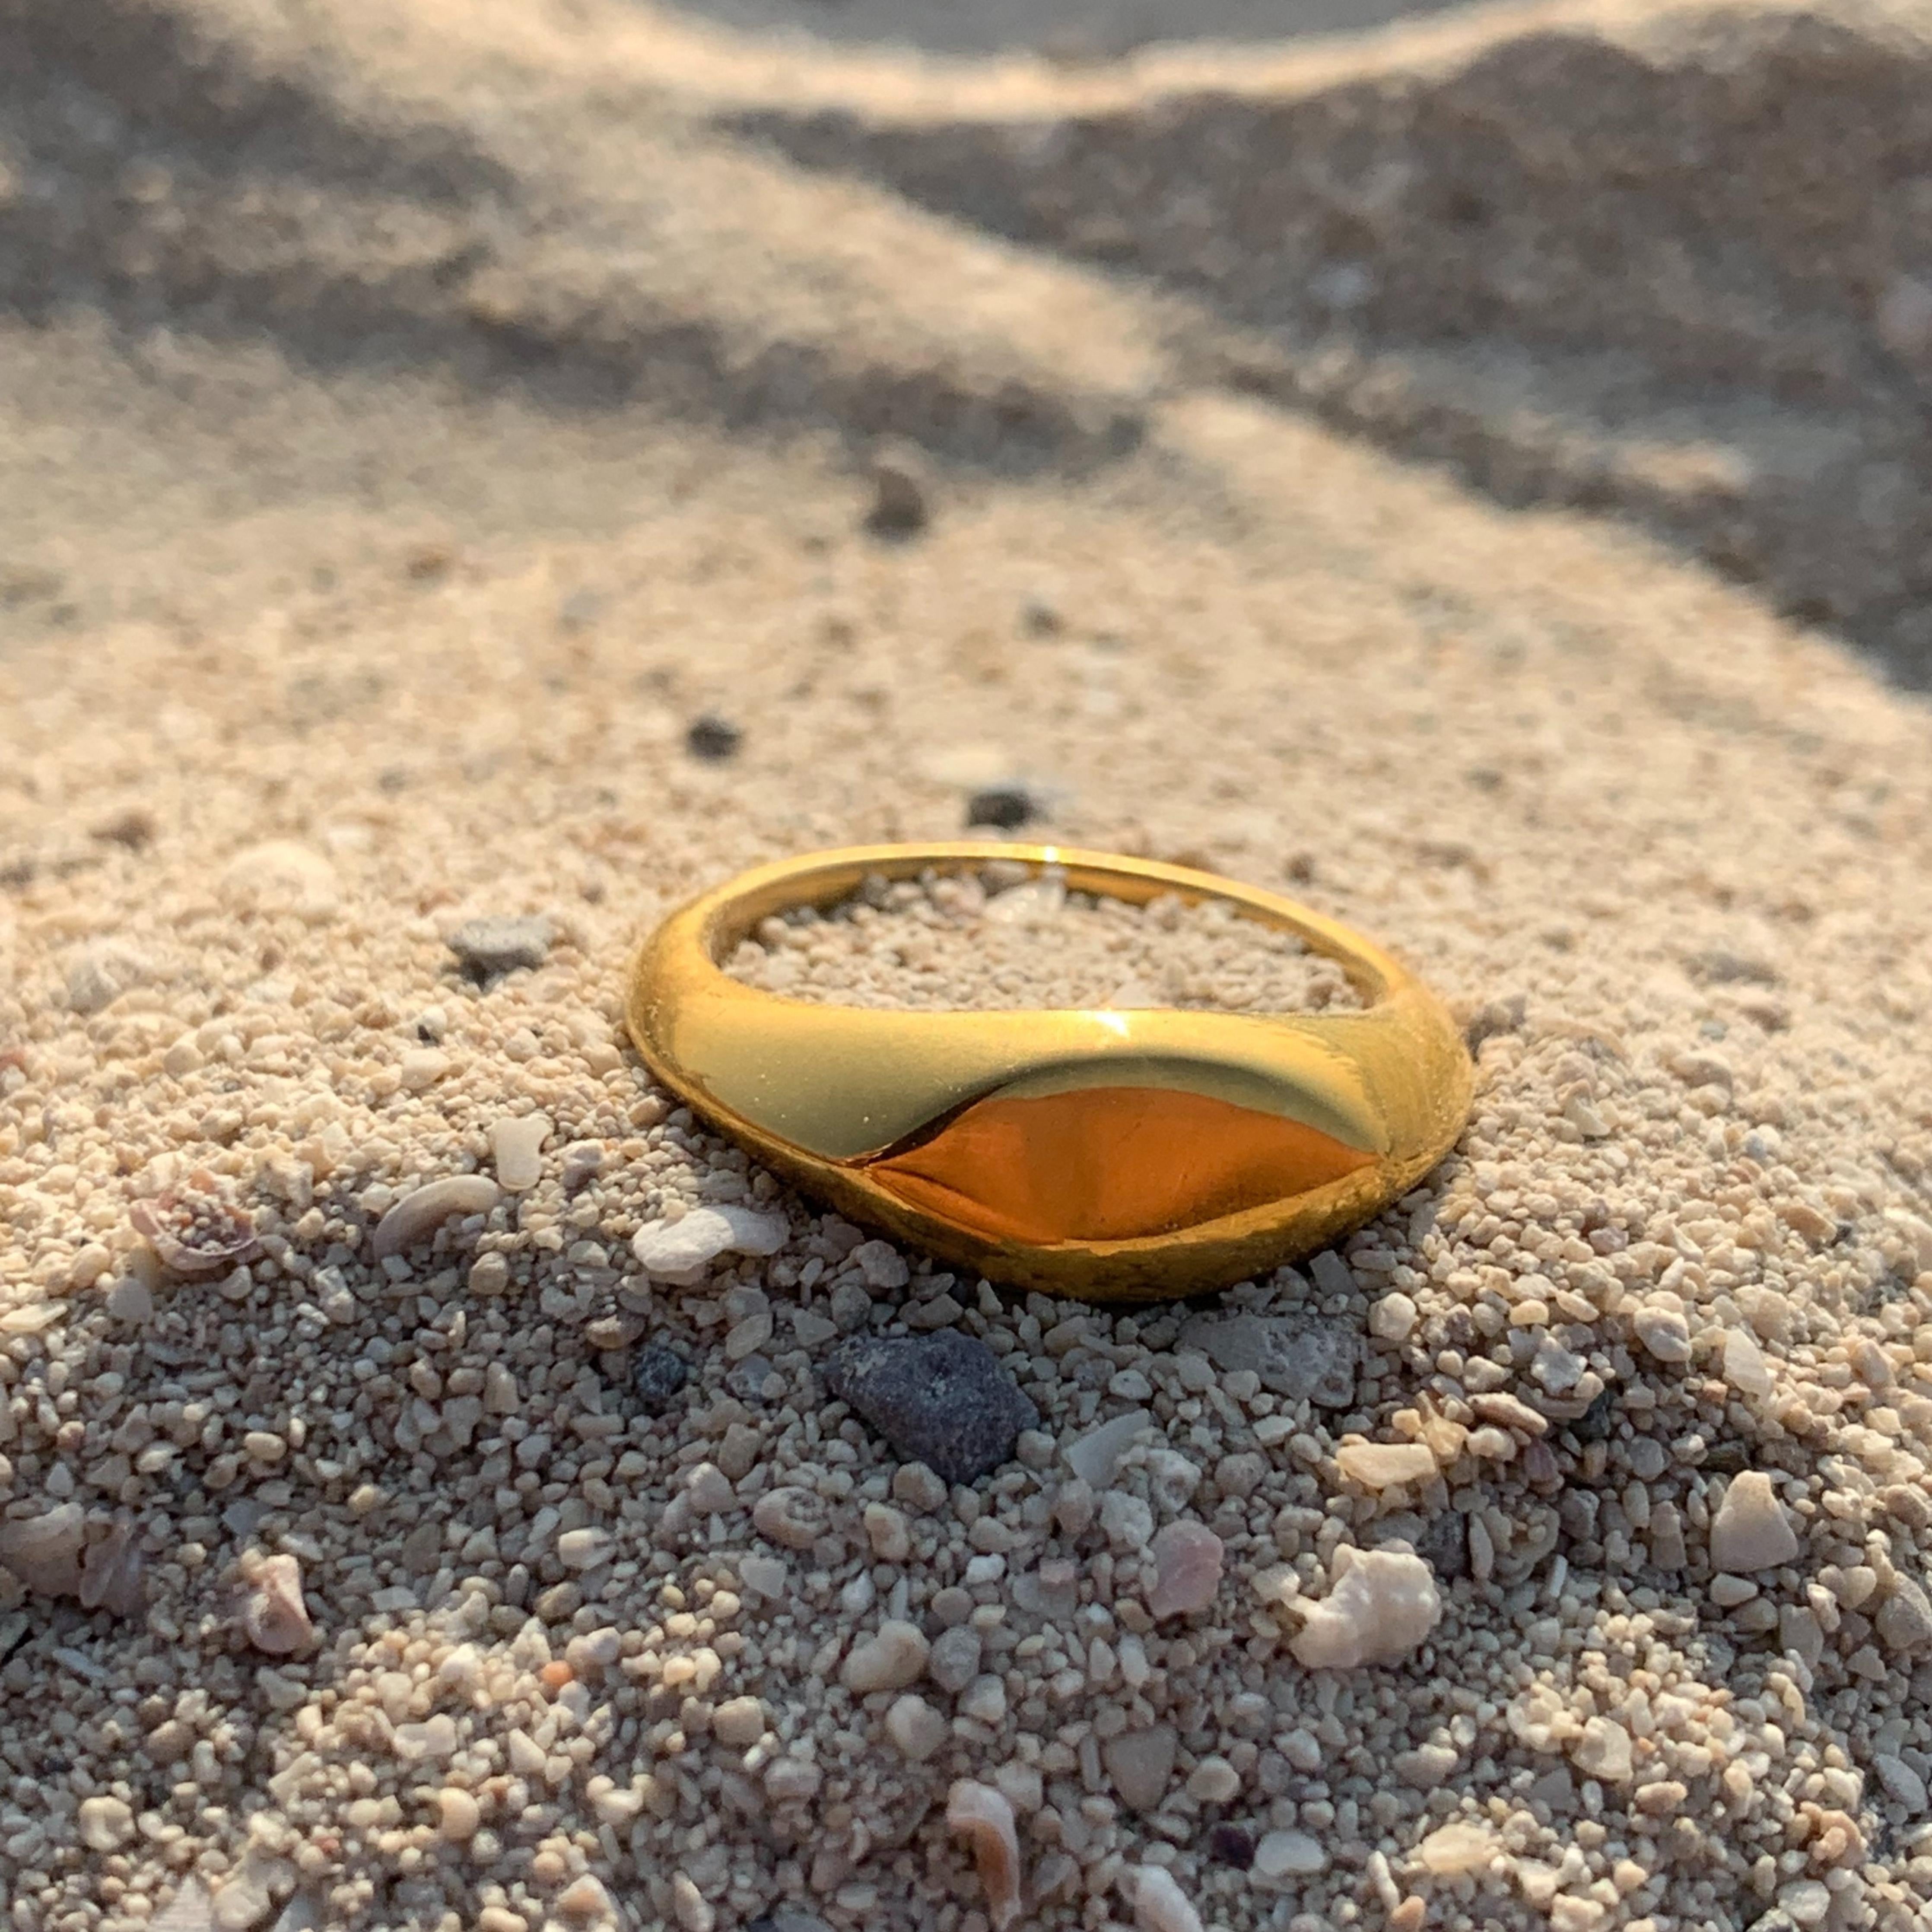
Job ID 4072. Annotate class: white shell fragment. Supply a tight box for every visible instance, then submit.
[947,1779,1022,1930]
[371,1175,500,1260]
[1291,1546,1441,1668]
[489,1112,552,1191]
[630,1205,788,1284]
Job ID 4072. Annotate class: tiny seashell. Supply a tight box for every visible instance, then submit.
[130,1173,262,1277]
[78,1516,147,1619]
[947,1779,1022,1931]
[239,1553,315,1655]
[370,1175,501,1261]
[0,1501,86,1599]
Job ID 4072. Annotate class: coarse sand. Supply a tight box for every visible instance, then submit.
[725,872,1363,1013]
[4,0,1932,1929]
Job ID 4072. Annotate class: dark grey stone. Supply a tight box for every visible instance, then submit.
[632,1344,690,1416]
[447,915,554,980]
[822,1329,1038,1485]
[966,785,1039,831]
[685,714,742,761]
[864,447,930,538]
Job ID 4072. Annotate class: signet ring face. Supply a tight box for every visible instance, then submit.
[626,843,1473,1301]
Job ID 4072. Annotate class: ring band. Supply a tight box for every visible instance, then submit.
[626,843,1472,1301]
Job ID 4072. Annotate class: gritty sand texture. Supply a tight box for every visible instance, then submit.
[5,0,1932,1929]
[726,873,1362,1013]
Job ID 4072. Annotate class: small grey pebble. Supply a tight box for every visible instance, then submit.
[829,1278,874,1332]
[822,1329,1038,1485]
[1020,596,1063,637]
[926,1622,982,1693]
[747,1913,833,1932]
[447,915,553,981]
[686,714,742,761]
[632,1345,690,1415]
[966,785,1039,832]
[864,444,930,539]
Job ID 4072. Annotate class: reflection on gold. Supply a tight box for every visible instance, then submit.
[861,1084,1375,1246]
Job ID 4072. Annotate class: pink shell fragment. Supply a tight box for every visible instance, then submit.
[1145,1519,1224,1620]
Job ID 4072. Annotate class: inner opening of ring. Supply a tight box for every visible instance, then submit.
[721,863,1367,1015]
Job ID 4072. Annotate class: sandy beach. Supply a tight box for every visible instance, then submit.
[3,0,1932,1927]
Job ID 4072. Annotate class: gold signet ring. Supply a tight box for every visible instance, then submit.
[626,843,1473,1301]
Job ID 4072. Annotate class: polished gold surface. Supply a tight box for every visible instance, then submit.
[625,842,1473,1300]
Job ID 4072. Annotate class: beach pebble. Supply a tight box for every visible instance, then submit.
[240,1553,315,1655]
[966,786,1039,832]
[1132,1863,1203,1932]
[211,1856,278,1931]
[631,1206,788,1285]
[1336,1441,1437,1490]
[1178,1310,1359,1408]
[842,1619,929,1694]
[370,1175,499,1261]
[714,1695,767,1746]
[0,1501,85,1598]
[960,1674,1008,1724]
[822,1329,1038,1485]
[864,1503,912,1563]
[1875,1575,1932,1654]
[446,914,553,978]
[1722,1327,1773,1397]
[1875,1752,1928,1811]
[1105,1723,1177,1810]
[1101,1489,1155,1551]
[1633,1299,1693,1364]
[1573,1715,1634,1783]
[632,1345,690,1414]
[885,1693,948,1760]
[65,940,149,1016]
[1369,1292,1418,1342]
[398,1048,448,1090]
[490,1113,551,1190]
[105,1275,155,1324]
[850,1239,910,1289]
[864,443,931,538]
[1709,1471,1799,1572]
[1145,1519,1224,1618]
[928,1624,983,1694]
[1417,1821,1499,1876]
[219,841,339,917]
[78,1793,134,1850]
[685,714,742,761]
[442,1785,486,1847]
[1291,1546,1442,1668]
[1063,1409,1153,1489]
[557,1527,615,1571]
[1253,1830,1328,1879]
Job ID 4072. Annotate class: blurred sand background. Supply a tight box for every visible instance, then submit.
[3,0,1932,1927]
